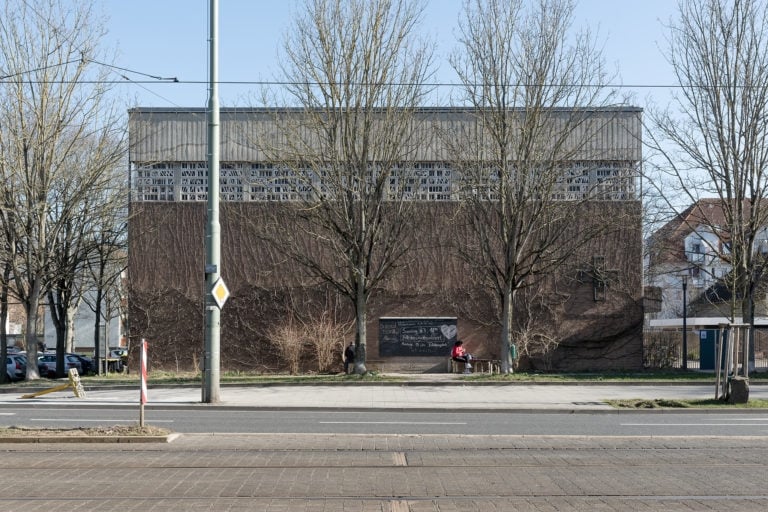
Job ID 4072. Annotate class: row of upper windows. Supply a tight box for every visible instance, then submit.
[132,162,637,202]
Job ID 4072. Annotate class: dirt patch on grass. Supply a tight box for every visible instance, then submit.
[607,398,768,409]
[0,425,171,437]
[607,399,690,409]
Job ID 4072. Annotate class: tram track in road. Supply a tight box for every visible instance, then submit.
[1,435,768,510]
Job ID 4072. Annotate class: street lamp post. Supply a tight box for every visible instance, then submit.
[202,0,221,403]
[682,275,688,371]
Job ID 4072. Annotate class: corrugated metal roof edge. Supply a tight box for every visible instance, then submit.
[128,105,644,115]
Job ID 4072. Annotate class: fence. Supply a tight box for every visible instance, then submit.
[644,327,768,371]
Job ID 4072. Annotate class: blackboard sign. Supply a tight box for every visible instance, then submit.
[379,317,457,357]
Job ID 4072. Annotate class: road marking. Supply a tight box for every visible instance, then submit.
[622,423,768,427]
[319,421,466,425]
[0,413,15,416]
[30,418,174,423]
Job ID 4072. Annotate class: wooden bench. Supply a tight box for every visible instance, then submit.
[448,358,501,374]
[473,359,501,374]
[448,359,469,373]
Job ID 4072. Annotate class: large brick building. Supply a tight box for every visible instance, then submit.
[127,107,644,372]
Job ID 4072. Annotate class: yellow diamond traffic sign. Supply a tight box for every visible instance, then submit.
[211,278,230,309]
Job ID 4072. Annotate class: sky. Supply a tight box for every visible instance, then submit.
[98,0,682,111]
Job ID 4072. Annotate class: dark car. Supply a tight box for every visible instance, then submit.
[37,354,82,378]
[67,353,94,375]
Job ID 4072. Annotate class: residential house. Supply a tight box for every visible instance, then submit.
[646,198,768,320]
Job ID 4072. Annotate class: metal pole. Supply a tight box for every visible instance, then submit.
[743,325,750,378]
[202,0,221,404]
[682,276,688,370]
[140,339,147,427]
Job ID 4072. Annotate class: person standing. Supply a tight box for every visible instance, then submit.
[343,342,355,374]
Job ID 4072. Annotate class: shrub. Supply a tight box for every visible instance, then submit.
[305,315,351,373]
[266,322,305,375]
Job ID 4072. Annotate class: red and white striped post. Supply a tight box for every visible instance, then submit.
[139,339,148,427]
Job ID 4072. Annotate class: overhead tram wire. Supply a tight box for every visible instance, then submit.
[0,75,751,90]
[84,59,185,108]
[85,58,178,83]
[0,59,82,81]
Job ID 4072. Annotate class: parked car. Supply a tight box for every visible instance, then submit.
[37,354,82,378]
[67,353,94,375]
[5,354,27,381]
[109,348,128,372]
[110,348,128,359]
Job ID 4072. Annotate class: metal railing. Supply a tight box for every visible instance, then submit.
[643,327,768,372]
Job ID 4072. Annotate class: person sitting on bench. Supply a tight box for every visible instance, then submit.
[451,340,473,371]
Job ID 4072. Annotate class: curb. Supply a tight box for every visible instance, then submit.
[4,380,768,395]
[4,401,768,414]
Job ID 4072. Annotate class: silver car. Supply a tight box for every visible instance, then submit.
[37,354,82,378]
[5,354,27,381]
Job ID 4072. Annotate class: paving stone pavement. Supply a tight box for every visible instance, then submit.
[5,378,768,411]
[2,434,768,511]
[3,378,768,510]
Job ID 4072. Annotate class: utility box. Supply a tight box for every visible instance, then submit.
[699,330,718,370]
[699,329,727,371]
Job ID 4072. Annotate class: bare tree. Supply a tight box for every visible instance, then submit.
[0,0,124,378]
[646,0,768,373]
[0,155,18,382]
[82,180,127,374]
[47,209,87,357]
[447,0,626,373]
[258,0,434,373]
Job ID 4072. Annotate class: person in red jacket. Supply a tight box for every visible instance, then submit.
[450,340,473,372]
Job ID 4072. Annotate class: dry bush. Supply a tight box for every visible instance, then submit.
[304,314,351,373]
[514,328,560,372]
[511,286,564,372]
[266,322,305,375]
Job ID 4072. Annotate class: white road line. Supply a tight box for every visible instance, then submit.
[622,423,768,427]
[30,418,174,423]
[0,413,15,416]
[319,421,466,425]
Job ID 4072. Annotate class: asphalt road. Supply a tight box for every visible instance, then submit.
[4,407,768,436]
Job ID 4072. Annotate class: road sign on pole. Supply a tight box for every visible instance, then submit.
[211,278,230,309]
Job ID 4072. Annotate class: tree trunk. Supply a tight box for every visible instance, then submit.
[65,305,77,353]
[24,280,42,380]
[93,287,103,374]
[742,280,755,378]
[0,304,7,385]
[353,277,368,375]
[0,264,10,384]
[500,285,515,374]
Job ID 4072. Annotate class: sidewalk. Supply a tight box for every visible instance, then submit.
[4,374,768,412]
